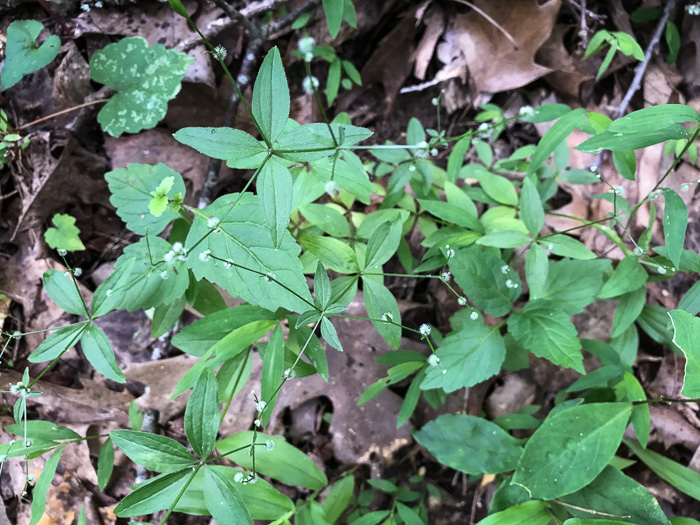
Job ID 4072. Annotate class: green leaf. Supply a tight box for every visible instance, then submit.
[43,270,88,317]
[5,420,80,441]
[186,193,312,313]
[364,219,402,270]
[216,431,328,490]
[512,402,632,500]
[447,136,471,181]
[564,520,629,525]
[599,256,647,299]
[478,172,519,206]
[665,21,681,64]
[321,317,343,351]
[326,58,341,105]
[612,150,636,180]
[541,234,596,259]
[322,0,344,37]
[532,259,608,314]
[527,108,586,177]
[110,429,196,472]
[476,230,531,249]
[669,309,700,397]
[608,105,700,134]
[320,475,354,524]
[479,501,551,525]
[1,20,60,90]
[203,467,252,525]
[90,37,194,137]
[115,469,191,517]
[261,325,285,426]
[314,262,332,309]
[258,156,293,248]
[80,324,125,382]
[148,175,174,217]
[525,243,548,298]
[413,414,522,474]
[362,276,401,349]
[173,127,267,164]
[152,295,186,338]
[349,510,390,525]
[679,279,700,315]
[421,312,505,392]
[276,123,372,162]
[520,177,545,236]
[129,401,143,431]
[106,163,186,235]
[610,287,646,338]
[417,199,483,232]
[451,246,520,316]
[300,204,351,238]
[560,465,671,525]
[44,213,85,252]
[253,47,289,143]
[301,236,359,273]
[97,437,115,491]
[396,503,423,525]
[625,438,700,501]
[662,189,687,269]
[185,369,220,459]
[508,300,584,373]
[28,448,63,525]
[576,125,689,153]
[398,369,425,428]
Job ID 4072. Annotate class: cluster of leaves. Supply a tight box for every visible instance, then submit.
[3,3,700,525]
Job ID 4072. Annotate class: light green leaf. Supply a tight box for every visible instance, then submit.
[520,177,545,236]
[476,230,531,248]
[418,199,483,232]
[530,259,608,314]
[527,108,586,177]
[508,300,584,373]
[679,279,700,315]
[321,475,354,523]
[81,324,125,383]
[564,520,629,525]
[625,438,700,501]
[577,125,689,153]
[152,296,186,338]
[106,163,186,235]
[186,193,312,313]
[666,21,681,64]
[612,150,636,180]
[321,317,343,351]
[611,287,646,338]
[314,261,332,309]
[258,156,293,248]
[512,403,632,500]
[421,312,505,392]
[362,276,401,349]
[30,323,88,367]
[663,189,687,269]
[5,420,80,441]
[90,37,194,137]
[541,234,596,259]
[216,431,328,490]
[185,369,220,459]
[276,123,372,162]
[322,0,344,37]
[301,236,359,273]
[1,20,60,90]
[173,127,266,164]
[97,437,115,491]
[479,501,551,525]
[349,510,390,525]
[28,448,63,525]
[44,213,85,252]
[451,246,520,316]
[364,219,402,270]
[300,204,351,237]
[599,256,647,299]
[608,105,700,134]
[444,181,478,217]
[525,243,548,299]
[669,309,700,397]
[203,467,252,525]
[413,414,522,474]
[261,325,285,426]
[114,469,191,517]
[561,465,670,525]
[447,136,471,181]
[43,270,88,317]
[110,430,196,472]
[253,47,289,143]
[478,172,519,206]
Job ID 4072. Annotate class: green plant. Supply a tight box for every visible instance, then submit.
[3,3,700,525]
[584,29,646,80]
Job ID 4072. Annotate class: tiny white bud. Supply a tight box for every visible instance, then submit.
[198,249,211,262]
[501,264,509,274]
[440,271,451,282]
[254,419,261,427]
[633,246,644,256]
[214,45,227,60]
[265,439,275,451]
[427,354,440,367]
[163,251,175,263]
[106,289,114,297]
[302,76,320,95]
[80,3,90,11]
[419,324,431,337]
[431,97,439,106]
[234,472,244,483]
[409,164,416,172]
[58,249,68,256]
[518,105,535,118]
[658,266,667,274]
[304,52,314,62]
[298,36,315,54]
[681,183,692,192]
[457,296,467,306]
[207,216,220,229]
[614,186,625,196]
[256,400,267,412]
[325,180,339,196]
[430,148,438,157]
[160,270,169,280]
[470,311,479,320]
[73,268,83,277]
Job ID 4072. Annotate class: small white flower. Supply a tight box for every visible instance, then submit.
[518,105,535,119]
[224,260,233,269]
[445,247,455,259]
[440,271,451,282]
[94,1,102,6]
[207,216,220,229]
[416,140,429,158]
[505,279,519,289]
[302,75,320,94]
[298,36,315,54]
[427,354,440,367]
[24,439,32,448]
[265,440,275,451]
[431,97,439,106]
[681,183,692,192]
[381,312,394,322]
[172,242,184,253]
[163,251,175,263]
[470,311,479,321]
[419,324,431,338]
[80,3,90,11]
[325,180,339,196]
[457,296,467,306]
[264,272,276,282]
[657,266,666,274]
[501,264,509,274]
[246,473,259,485]
[214,45,227,60]
[409,164,416,172]
[9,383,20,396]
[256,400,267,412]
[234,472,244,483]
[26,473,35,482]
[304,52,314,62]
[477,123,493,139]
[160,270,169,280]
[687,3,700,15]
[614,186,625,196]
[633,246,644,256]
[198,249,211,262]
[106,289,114,297]
[254,419,261,427]
[430,148,438,157]
[58,249,68,256]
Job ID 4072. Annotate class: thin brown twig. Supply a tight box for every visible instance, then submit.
[450,0,518,49]
[16,99,109,130]
[554,500,631,519]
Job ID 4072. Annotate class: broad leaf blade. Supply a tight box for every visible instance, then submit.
[97,437,115,491]
[258,156,293,248]
[203,467,253,525]
[28,448,63,525]
[114,469,191,517]
[185,368,220,459]
[29,323,87,363]
[1,20,60,89]
[520,177,545,236]
[362,276,401,349]
[669,309,700,397]
[173,127,267,163]
[110,429,196,472]
[43,270,88,317]
[252,47,290,143]
[663,189,687,269]
[80,324,125,383]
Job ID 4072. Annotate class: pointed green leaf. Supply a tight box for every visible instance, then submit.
[527,108,586,177]
[185,368,220,459]
[609,105,700,134]
[28,448,63,525]
[110,429,196,472]
[114,469,191,517]
[612,150,636,180]
[261,325,285,426]
[364,219,402,270]
[253,47,289,143]
[203,467,253,525]
[314,262,332,308]
[90,37,194,137]
[362,276,401,349]
[513,403,632,499]
[480,501,551,525]
[669,309,700,397]
[611,287,646,338]
[80,324,125,382]
[520,177,545,236]
[525,243,548,299]
[97,437,115,491]
[301,236,359,273]
[29,323,87,363]
[258,157,293,248]
[43,270,88,317]
[300,204,351,238]
[663,189,687,269]
[44,213,85,252]
[321,317,343,351]
[320,475,354,524]
[577,126,689,153]
[541,234,596,259]
[532,259,609,314]
[173,127,267,163]
[599,256,647,299]
[322,0,344,37]
[476,230,531,249]
[1,20,60,90]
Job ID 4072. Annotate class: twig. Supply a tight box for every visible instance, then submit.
[213,0,264,40]
[554,500,630,519]
[579,0,588,49]
[588,0,676,172]
[16,99,108,131]
[134,408,159,484]
[450,0,518,50]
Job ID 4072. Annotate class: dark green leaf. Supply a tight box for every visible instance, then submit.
[576,125,689,153]
[611,287,646,338]
[527,108,586,177]
[80,324,125,383]
[322,0,343,37]
[28,448,63,525]
[362,276,401,349]
[110,430,196,472]
[97,437,115,491]
[321,475,354,524]
[669,309,700,397]
[612,150,636,180]
[185,368,220,459]
[252,47,289,143]
[364,219,402,270]
[203,467,252,525]
[1,20,60,89]
[115,469,191,517]
[662,189,687,269]
[679,279,700,315]
[152,295,186,338]
[598,256,647,299]
[173,127,266,164]
[520,177,545,236]
[258,156,293,248]
[5,420,80,441]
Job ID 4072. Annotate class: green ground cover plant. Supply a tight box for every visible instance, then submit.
[2,2,700,524]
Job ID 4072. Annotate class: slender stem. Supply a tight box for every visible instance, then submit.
[554,499,630,519]
[634,395,700,405]
[16,99,109,131]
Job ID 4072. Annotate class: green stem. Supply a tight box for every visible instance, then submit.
[159,465,202,525]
